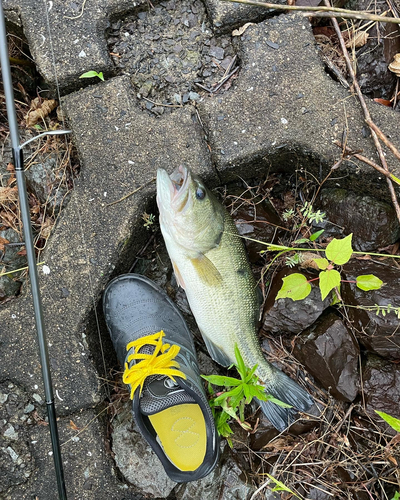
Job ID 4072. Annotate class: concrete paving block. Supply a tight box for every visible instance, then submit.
[0,73,214,420]
[204,0,282,32]
[198,13,400,201]
[3,408,143,500]
[3,0,147,92]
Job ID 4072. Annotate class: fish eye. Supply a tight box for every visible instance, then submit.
[195,186,206,200]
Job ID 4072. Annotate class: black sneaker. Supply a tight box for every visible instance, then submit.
[103,273,219,483]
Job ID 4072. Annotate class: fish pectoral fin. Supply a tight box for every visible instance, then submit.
[190,254,223,287]
[200,332,231,367]
[172,261,185,289]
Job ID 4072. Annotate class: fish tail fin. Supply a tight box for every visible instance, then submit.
[258,370,314,432]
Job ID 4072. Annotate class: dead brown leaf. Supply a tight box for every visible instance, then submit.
[344,30,369,49]
[40,218,54,240]
[69,419,80,431]
[25,98,58,127]
[0,186,18,203]
[298,251,322,270]
[0,236,9,252]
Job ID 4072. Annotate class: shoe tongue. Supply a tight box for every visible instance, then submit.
[137,344,195,416]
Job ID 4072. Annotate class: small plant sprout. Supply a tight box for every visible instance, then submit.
[300,201,326,224]
[202,345,290,447]
[79,70,104,81]
[142,212,155,229]
[276,234,384,303]
[266,474,303,499]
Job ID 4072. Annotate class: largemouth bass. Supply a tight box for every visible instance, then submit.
[156,166,313,431]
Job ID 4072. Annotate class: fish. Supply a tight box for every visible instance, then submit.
[156,165,313,431]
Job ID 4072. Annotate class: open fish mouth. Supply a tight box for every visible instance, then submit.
[157,166,191,213]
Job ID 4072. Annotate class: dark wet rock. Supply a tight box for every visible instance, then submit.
[352,0,398,100]
[265,492,282,500]
[342,259,400,359]
[293,313,360,401]
[263,267,331,334]
[250,416,280,451]
[111,402,176,497]
[362,355,400,422]
[229,189,283,263]
[308,487,332,499]
[175,443,256,499]
[317,188,400,252]
[0,228,26,301]
[0,382,34,495]
[24,153,69,214]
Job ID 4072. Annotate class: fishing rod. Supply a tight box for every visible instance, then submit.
[0,4,70,499]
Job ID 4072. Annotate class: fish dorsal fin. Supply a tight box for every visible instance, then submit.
[200,331,232,367]
[190,254,223,287]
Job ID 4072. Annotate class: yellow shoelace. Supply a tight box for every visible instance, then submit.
[123,330,186,399]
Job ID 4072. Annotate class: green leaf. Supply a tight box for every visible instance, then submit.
[293,238,309,245]
[264,394,293,408]
[234,344,246,378]
[325,234,353,265]
[276,273,311,301]
[319,269,341,300]
[201,374,241,387]
[310,229,324,242]
[375,410,400,432]
[216,411,234,438]
[266,474,301,499]
[79,70,104,81]
[356,274,384,291]
[313,257,329,270]
[243,384,251,402]
[247,384,267,401]
[330,286,341,306]
[391,492,400,500]
[221,399,238,420]
[244,364,258,383]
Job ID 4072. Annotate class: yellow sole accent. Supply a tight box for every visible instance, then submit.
[149,404,207,472]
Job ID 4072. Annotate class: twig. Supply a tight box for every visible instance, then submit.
[334,140,400,185]
[365,119,400,163]
[221,0,400,23]
[324,0,400,223]
[105,177,156,207]
[194,82,213,93]
[64,0,88,19]
[212,66,240,93]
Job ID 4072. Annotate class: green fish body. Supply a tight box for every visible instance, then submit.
[156,166,313,430]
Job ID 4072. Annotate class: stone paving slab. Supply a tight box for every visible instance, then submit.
[3,0,146,92]
[198,14,400,201]
[1,75,215,497]
[4,408,142,500]
[204,0,274,31]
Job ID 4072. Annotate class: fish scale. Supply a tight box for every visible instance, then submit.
[157,166,314,431]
